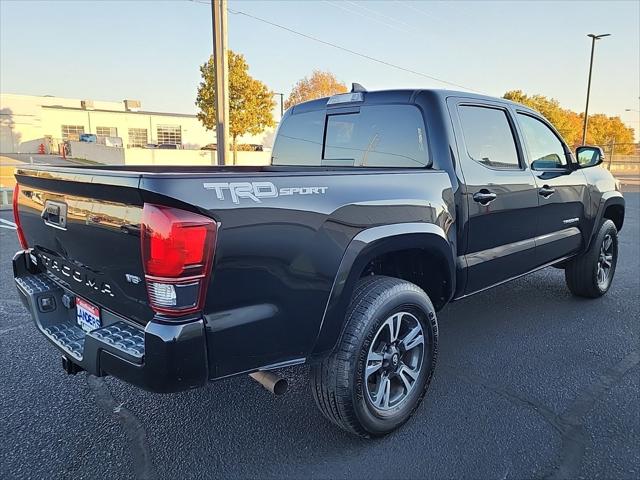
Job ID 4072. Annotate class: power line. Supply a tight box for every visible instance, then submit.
[347,0,433,32]
[323,0,424,40]
[227,8,482,93]
[190,0,482,93]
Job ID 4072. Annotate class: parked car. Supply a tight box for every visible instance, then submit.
[12,87,624,437]
[201,143,217,151]
[157,143,178,150]
[78,133,97,143]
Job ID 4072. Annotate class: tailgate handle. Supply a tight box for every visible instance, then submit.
[42,201,68,229]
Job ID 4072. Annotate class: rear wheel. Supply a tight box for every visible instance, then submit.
[565,219,618,298]
[311,275,438,437]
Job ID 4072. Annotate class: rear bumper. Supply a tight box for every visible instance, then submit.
[13,250,208,393]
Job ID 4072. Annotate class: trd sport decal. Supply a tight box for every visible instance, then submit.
[204,181,328,204]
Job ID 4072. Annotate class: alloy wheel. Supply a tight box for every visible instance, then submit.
[597,233,615,290]
[365,311,425,411]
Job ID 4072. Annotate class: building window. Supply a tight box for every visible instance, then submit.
[157,125,182,146]
[96,126,118,137]
[61,125,85,141]
[128,128,148,148]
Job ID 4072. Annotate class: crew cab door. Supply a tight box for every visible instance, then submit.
[448,99,539,293]
[513,112,588,265]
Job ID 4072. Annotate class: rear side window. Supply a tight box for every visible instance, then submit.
[324,105,428,167]
[271,110,324,165]
[458,105,520,169]
[272,104,428,167]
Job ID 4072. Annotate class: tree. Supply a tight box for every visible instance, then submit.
[285,70,348,109]
[583,114,635,154]
[196,50,275,163]
[503,90,635,153]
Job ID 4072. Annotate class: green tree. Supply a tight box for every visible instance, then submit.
[196,51,275,163]
[285,70,348,109]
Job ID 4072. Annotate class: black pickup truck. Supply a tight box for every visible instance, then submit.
[12,88,625,437]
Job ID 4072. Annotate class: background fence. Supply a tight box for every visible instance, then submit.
[592,143,639,177]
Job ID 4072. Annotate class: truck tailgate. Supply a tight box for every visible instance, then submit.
[14,168,152,325]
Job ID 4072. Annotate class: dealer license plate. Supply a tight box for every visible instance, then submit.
[76,297,101,332]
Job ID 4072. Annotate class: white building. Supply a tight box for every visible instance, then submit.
[0,93,277,155]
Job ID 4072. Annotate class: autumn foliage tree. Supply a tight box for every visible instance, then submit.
[285,70,348,109]
[583,114,635,153]
[196,51,275,163]
[504,90,635,154]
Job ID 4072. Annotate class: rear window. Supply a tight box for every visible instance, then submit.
[272,104,428,167]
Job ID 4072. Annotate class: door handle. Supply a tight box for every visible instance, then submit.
[539,185,556,198]
[472,190,497,205]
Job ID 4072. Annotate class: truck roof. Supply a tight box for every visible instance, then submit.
[290,88,530,114]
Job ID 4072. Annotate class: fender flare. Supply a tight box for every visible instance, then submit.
[310,222,455,357]
[587,192,625,250]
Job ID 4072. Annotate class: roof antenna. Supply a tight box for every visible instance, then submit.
[351,83,367,93]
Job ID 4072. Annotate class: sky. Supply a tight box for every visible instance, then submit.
[1,0,639,136]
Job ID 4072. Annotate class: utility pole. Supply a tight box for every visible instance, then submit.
[582,33,610,145]
[211,0,230,165]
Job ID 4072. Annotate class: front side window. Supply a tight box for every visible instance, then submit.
[157,125,182,145]
[517,113,568,169]
[324,105,428,167]
[458,105,520,169]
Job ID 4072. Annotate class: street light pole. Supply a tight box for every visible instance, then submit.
[211,0,230,165]
[582,33,611,145]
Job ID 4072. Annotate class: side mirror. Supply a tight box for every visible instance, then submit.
[576,146,604,168]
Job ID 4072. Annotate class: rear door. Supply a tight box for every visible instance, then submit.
[448,98,539,293]
[513,112,589,265]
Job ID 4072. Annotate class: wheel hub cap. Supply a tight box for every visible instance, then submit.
[391,353,399,367]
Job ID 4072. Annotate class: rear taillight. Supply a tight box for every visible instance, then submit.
[12,183,28,250]
[141,204,218,317]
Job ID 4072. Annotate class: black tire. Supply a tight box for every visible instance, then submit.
[310,275,438,438]
[565,219,619,298]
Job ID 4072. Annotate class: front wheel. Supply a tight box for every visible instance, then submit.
[310,276,438,438]
[565,219,619,298]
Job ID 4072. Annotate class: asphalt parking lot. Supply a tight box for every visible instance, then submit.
[1,191,638,480]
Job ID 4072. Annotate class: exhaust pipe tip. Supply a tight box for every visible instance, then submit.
[249,371,288,395]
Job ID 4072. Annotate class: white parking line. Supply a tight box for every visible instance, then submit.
[0,218,17,230]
